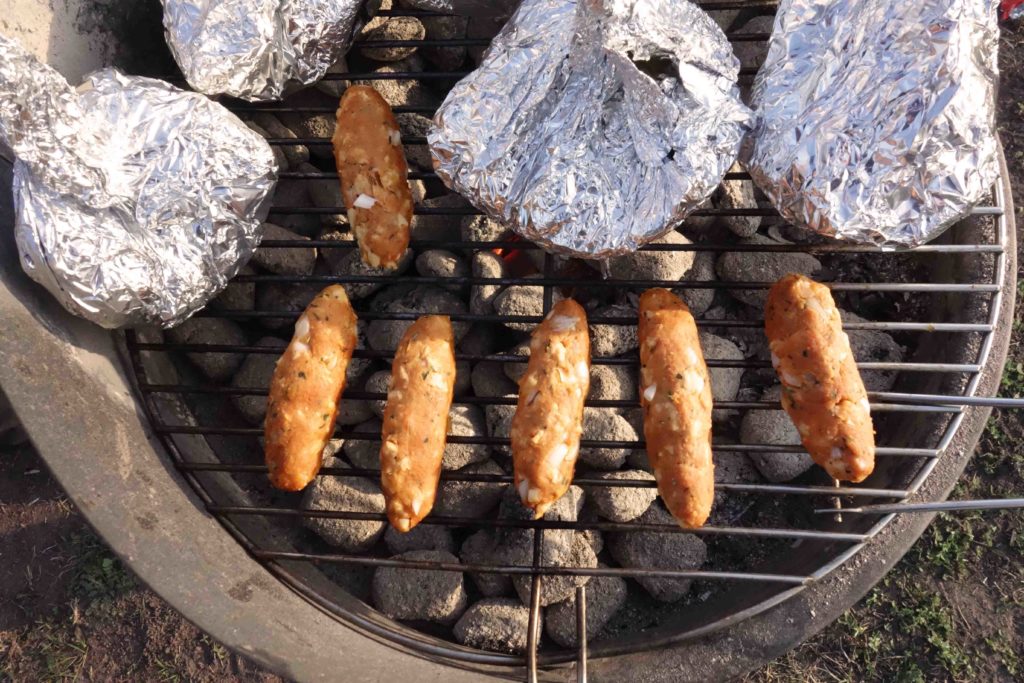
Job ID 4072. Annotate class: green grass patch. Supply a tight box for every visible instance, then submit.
[893,588,974,680]
[831,564,980,681]
[999,360,1024,398]
[153,655,184,683]
[917,512,996,579]
[1,616,88,683]
[985,633,1020,677]
[67,533,136,605]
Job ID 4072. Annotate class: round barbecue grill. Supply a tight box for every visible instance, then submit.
[0,3,1018,682]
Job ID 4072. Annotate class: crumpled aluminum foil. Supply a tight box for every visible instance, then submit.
[0,35,278,329]
[746,0,1000,246]
[428,0,751,258]
[161,0,365,101]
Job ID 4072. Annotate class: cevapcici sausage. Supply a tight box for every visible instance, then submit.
[511,299,590,518]
[265,285,358,491]
[638,288,714,529]
[380,315,457,532]
[765,273,875,482]
[332,85,413,270]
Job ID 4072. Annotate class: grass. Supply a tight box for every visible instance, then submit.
[891,589,972,680]
[916,511,992,579]
[201,634,230,664]
[986,634,1020,678]
[66,532,136,603]
[998,359,1024,399]
[1,529,255,683]
[39,625,89,683]
[2,615,89,683]
[153,656,184,683]
[1,535,135,681]
[831,575,977,682]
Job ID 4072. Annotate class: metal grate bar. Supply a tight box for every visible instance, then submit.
[280,166,750,180]
[254,235,1005,254]
[205,505,870,542]
[211,471,904,497]
[231,104,436,114]
[146,397,958,419]
[126,350,981,373]
[172,439,936,462]
[266,204,1003,218]
[375,0,781,14]
[246,550,812,584]
[194,273,1003,293]
[317,65,766,79]
[134,381,1007,410]
[169,453,906,496]
[321,70,469,80]
[353,40,487,49]
[187,310,995,332]
[180,461,921,479]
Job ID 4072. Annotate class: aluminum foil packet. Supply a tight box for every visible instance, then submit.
[746,0,1000,246]
[428,0,751,258]
[0,34,278,329]
[162,0,365,101]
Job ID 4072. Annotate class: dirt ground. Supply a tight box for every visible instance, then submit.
[1,19,1023,683]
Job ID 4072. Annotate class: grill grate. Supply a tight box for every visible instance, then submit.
[121,3,1016,679]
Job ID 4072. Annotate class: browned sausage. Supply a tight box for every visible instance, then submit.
[638,288,714,528]
[765,273,875,482]
[332,85,413,270]
[380,315,457,532]
[265,285,358,491]
[511,299,590,518]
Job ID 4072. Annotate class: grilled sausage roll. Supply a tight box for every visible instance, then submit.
[765,273,875,482]
[265,285,358,491]
[332,85,413,270]
[511,299,590,518]
[638,288,715,529]
[380,315,457,532]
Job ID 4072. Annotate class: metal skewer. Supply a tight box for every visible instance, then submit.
[526,529,543,683]
[831,478,843,523]
[814,498,1024,515]
[576,585,588,683]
